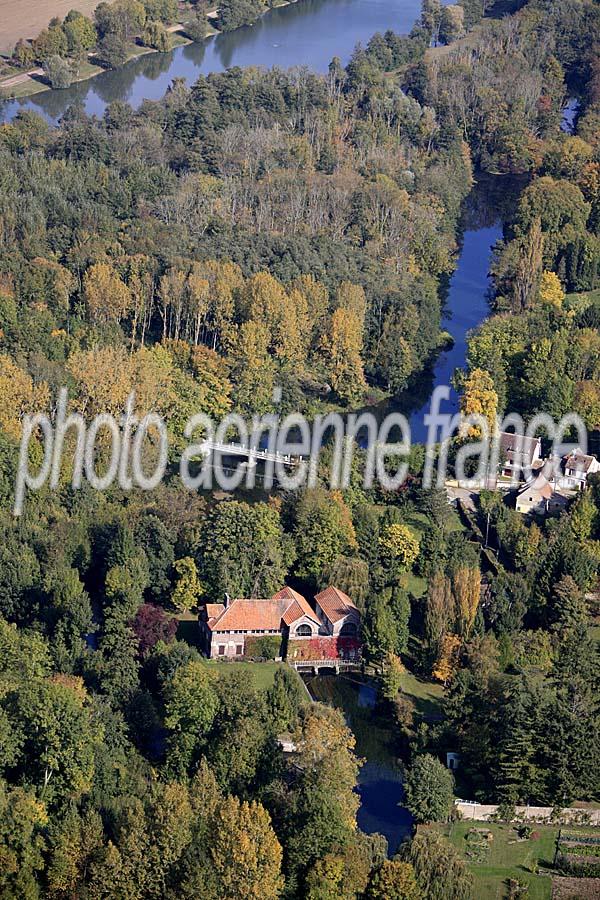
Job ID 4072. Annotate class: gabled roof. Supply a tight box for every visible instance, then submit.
[499,431,541,466]
[518,474,554,501]
[205,603,225,626]
[273,587,321,627]
[315,586,359,624]
[202,585,359,634]
[563,449,598,474]
[208,598,290,633]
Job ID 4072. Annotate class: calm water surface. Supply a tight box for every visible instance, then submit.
[307,675,414,854]
[1,0,422,123]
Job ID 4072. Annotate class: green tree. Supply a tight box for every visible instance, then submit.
[367,860,420,900]
[286,705,361,882]
[199,501,293,598]
[381,652,405,701]
[404,754,454,823]
[294,490,357,583]
[266,666,305,733]
[164,660,219,775]
[0,781,48,899]
[63,10,98,53]
[401,830,473,900]
[43,55,74,89]
[141,20,172,51]
[171,557,202,612]
[4,675,103,804]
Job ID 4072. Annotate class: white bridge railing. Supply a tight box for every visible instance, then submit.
[200,440,300,468]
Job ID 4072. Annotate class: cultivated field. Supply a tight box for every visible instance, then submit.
[0,0,104,54]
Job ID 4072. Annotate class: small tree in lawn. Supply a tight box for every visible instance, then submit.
[404,753,454,824]
[171,557,202,612]
[379,523,420,575]
[43,55,74,89]
[381,652,405,701]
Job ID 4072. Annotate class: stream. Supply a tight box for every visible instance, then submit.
[0,0,579,852]
[306,674,414,854]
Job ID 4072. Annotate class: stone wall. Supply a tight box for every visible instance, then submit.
[455,801,600,826]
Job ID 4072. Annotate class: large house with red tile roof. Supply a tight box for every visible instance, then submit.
[199,585,361,660]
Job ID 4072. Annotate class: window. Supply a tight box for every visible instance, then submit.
[340,622,357,637]
[236,645,243,656]
[218,645,225,656]
[296,624,312,637]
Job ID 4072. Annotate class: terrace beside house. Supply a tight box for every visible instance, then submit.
[199,585,361,662]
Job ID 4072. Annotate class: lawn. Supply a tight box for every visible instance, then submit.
[196,658,283,691]
[565,288,600,312]
[434,822,600,900]
[174,613,288,691]
[399,671,445,721]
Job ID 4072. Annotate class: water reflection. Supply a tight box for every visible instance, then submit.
[306,674,413,854]
[1,0,421,124]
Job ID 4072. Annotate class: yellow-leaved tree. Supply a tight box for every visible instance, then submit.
[210,796,283,900]
[460,367,498,438]
[320,307,366,405]
[0,354,50,441]
[538,270,565,307]
[379,523,420,572]
[432,633,461,685]
[84,262,132,326]
[453,566,481,639]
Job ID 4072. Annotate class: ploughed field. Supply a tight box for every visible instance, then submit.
[0,0,102,54]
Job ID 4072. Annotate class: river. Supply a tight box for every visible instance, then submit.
[1,0,572,851]
[1,0,424,124]
[306,674,414,854]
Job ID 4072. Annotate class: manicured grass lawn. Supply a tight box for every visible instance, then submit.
[197,658,282,691]
[434,822,600,900]
[399,672,444,721]
[174,613,286,691]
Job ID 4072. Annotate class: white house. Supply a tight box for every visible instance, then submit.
[560,449,600,491]
[498,432,542,481]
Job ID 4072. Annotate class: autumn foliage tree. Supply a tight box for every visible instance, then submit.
[209,796,283,900]
[84,262,132,326]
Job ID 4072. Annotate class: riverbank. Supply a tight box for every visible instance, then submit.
[0,0,297,100]
[0,31,195,99]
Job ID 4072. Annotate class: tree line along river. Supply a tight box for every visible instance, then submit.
[1,0,557,852]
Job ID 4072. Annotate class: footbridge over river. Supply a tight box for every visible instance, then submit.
[199,440,301,469]
[289,659,363,676]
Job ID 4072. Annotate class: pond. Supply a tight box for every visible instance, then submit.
[306,674,414,854]
[1,0,424,124]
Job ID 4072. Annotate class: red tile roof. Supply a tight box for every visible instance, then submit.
[315,586,358,624]
[208,598,290,633]
[273,587,321,626]
[203,585,358,633]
